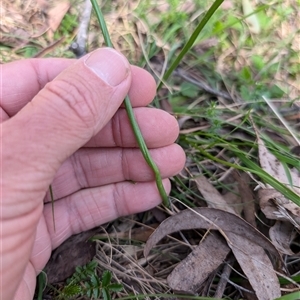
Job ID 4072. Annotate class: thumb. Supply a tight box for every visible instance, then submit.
[3,48,131,183]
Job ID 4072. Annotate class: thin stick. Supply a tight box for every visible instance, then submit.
[70,0,92,58]
[90,0,169,207]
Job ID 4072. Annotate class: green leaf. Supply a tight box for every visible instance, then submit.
[86,287,92,298]
[60,284,81,298]
[102,270,112,287]
[279,274,300,285]
[240,85,252,101]
[239,66,253,82]
[93,287,100,299]
[180,82,199,98]
[90,273,100,287]
[107,283,124,292]
[233,152,300,206]
[251,54,265,71]
[90,0,170,207]
[269,84,284,98]
[275,291,300,300]
[37,272,47,300]
[85,281,92,289]
[102,288,111,300]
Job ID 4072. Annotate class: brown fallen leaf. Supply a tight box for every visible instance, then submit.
[256,132,300,228]
[144,208,282,299]
[233,172,257,227]
[269,221,298,255]
[47,1,71,41]
[176,177,234,294]
[226,233,280,300]
[194,175,272,298]
[44,229,97,283]
[194,176,236,214]
[0,0,48,48]
[258,189,300,229]
[258,139,300,195]
[167,232,230,294]
[194,172,256,222]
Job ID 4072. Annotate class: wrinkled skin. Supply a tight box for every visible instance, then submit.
[1,48,185,299]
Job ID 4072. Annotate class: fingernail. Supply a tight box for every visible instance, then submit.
[84,48,130,86]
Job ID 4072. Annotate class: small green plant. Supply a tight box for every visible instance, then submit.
[57,261,123,299]
[54,13,78,39]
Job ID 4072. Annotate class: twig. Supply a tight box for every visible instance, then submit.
[214,254,235,298]
[70,0,92,58]
[34,37,65,58]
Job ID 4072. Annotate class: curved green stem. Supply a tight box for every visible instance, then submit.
[123,96,169,205]
[90,0,169,207]
[157,0,224,90]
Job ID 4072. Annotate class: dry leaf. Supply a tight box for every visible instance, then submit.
[145,208,282,299]
[227,233,280,300]
[234,172,257,226]
[167,233,230,293]
[258,137,300,195]
[194,176,236,214]
[47,1,70,40]
[269,221,298,255]
[258,188,300,229]
[0,0,48,47]
[195,173,257,225]
[44,229,97,283]
[257,134,300,227]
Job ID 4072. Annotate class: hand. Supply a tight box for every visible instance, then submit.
[1,48,185,299]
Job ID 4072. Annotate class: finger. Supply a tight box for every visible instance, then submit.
[1,59,155,119]
[13,264,36,300]
[85,107,179,148]
[2,48,134,298]
[46,144,185,201]
[43,180,171,248]
[1,58,74,119]
[2,48,132,219]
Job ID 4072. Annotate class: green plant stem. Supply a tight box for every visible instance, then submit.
[90,0,169,207]
[157,0,224,90]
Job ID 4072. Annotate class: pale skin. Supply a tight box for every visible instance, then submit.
[0,48,186,299]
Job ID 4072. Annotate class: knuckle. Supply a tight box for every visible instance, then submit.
[45,78,98,130]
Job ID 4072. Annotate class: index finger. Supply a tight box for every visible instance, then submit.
[1,57,156,118]
[1,58,73,117]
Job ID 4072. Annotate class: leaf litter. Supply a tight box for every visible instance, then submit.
[256,134,300,228]
[144,207,282,299]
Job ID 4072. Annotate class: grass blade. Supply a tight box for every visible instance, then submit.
[158,0,224,90]
[197,146,300,206]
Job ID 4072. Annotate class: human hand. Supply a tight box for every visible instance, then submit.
[1,48,185,299]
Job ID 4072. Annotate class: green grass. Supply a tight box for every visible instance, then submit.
[3,0,299,299]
